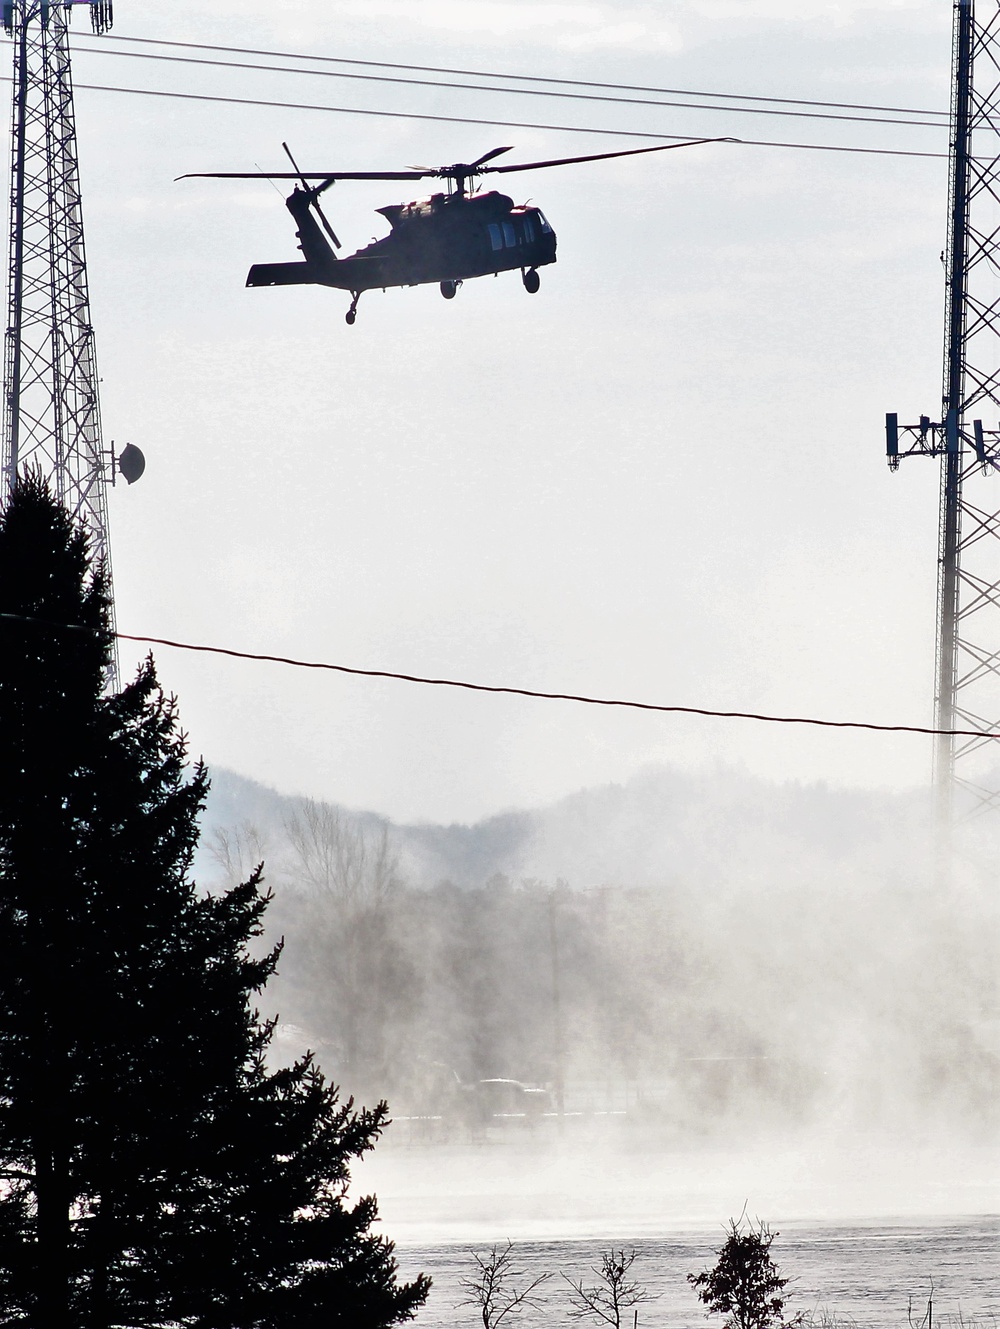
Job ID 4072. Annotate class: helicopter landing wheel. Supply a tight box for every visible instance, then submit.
[440,279,458,300]
[345,291,361,325]
[522,268,540,294]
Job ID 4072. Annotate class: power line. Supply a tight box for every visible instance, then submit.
[65,40,949,133]
[1,612,990,738]
[69,32,950,122]
[5,77,947,160]
[103,631,1000,739]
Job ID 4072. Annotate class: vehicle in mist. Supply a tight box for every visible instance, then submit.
[466,1077,554,1122]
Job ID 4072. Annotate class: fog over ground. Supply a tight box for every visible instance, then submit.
[203,765,1000,1233]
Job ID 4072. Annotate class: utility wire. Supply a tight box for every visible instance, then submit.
[69,32,950,122]
[100,631,1000,739]
[1,612,991,738]
[0,77,947,159]
[65,40,949,132]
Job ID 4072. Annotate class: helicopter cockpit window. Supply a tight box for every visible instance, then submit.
[487,223,503,251]
[523,216,536,243]
[502,221,517,247]
[537,211,552,233]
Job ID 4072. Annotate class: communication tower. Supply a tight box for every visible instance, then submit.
[887,0,1000,827]
[1,0,141,676]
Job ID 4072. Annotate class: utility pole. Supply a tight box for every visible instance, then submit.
[547,889,565,1120]
[887,0,1000,831]
[1,0,142,682]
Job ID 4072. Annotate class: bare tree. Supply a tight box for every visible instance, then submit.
[459,1241,550,1329]
[280,799,413,1089]
[208,820,269,886]
[283,799,399,908]
[565,1248,657,1329]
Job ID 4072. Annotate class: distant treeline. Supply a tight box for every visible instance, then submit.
[209,800,999,1135]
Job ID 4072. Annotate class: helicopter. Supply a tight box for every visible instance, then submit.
[181,138,721,325]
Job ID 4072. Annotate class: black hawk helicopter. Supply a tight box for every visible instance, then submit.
[181,138,719,325]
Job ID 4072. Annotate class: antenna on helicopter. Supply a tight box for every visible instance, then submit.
[282,141,341,249]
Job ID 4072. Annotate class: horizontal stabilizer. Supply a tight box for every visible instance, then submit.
[246,262,318,288]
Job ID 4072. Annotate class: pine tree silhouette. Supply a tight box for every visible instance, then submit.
[0,476,429,1328]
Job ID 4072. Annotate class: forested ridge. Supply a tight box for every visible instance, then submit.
[206,780,1000,1137]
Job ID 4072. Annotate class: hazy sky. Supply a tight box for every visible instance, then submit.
[27,0,967,821]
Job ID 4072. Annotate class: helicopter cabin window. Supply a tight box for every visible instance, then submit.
[523,216,536,243]
[487,223,503,251]
[502,221,518,247]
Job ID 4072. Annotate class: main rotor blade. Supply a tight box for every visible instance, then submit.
[176,139,733,185]
[472,145,514,168]
[484,138,733,175]
[176,170,433,181]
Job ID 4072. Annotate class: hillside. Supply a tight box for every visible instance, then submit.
[199,762,933,895]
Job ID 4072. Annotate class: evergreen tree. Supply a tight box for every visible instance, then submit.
[688,1215,796,1329]
[0,476,429,1328]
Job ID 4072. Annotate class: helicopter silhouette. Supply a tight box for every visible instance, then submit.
[182,138,720,325]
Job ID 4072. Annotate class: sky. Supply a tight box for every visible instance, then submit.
[10,0,971,823]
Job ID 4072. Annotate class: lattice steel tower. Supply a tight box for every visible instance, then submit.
[0,0,138,660]
[887,0,1000,826]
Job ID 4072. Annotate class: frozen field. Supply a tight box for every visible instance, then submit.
[356,1136,999,1328]
[394,1219,999,1329]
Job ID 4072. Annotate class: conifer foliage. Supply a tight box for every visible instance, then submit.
[688,1215,796,1329]
[0,476,429,1328]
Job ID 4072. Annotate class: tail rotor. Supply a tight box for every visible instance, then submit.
[282,141,341,249]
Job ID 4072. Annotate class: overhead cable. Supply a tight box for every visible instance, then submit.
[0,612,991,738]
[68,32,950,121]
[93,630,1000,738]
[0,77,947,159]
[67,40,949,132]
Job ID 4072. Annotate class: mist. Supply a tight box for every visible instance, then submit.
[201,763,1000,1181]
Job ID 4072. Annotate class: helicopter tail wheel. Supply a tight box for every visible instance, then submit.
[522,268,540,294]
[345,291,361,325]
[440,279,458,299]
